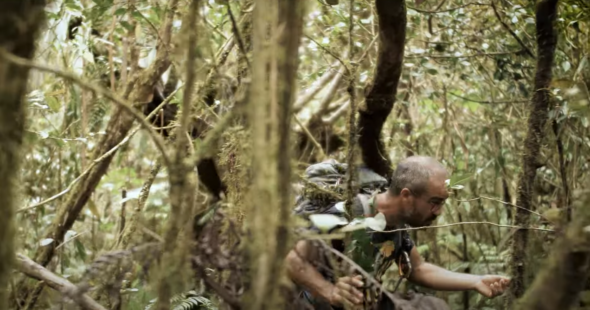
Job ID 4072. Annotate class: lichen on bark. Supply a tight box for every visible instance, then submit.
[243,0,305,308]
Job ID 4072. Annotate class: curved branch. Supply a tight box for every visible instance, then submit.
[358,0,407,179]
[15,254,107,310]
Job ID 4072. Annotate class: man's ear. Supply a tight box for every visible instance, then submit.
[400,188,412,199]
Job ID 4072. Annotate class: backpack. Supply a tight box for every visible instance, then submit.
[293,159,389,219]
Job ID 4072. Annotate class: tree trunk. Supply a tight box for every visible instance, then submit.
[515,176,590,309]
[243,0,305,309]
[0,1,46,308]
[506,0,559,305]
[358,0,407,179]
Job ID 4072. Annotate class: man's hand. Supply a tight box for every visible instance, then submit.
[474,275,510,298]
[327,275,365,307]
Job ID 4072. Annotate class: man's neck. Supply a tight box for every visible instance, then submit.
[374,191,405,227]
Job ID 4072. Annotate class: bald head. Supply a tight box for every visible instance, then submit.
[389,156,447,196]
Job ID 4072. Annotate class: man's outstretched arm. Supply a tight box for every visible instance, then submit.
[285,240,364,307]
[407,247,510,297]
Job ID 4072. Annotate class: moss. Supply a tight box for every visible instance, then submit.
[218,125,251,224]
[0,2,47,308]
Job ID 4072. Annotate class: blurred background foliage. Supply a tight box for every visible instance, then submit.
[14,0,589,309]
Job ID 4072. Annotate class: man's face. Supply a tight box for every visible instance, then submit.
[404,172,449,227]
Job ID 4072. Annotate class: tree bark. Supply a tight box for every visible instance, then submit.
[243,0,305,309]
[358,0,407,179]
[0,1,46,308]
[155,1,201,309]
[515,177,590,309]
[506,0,559,305]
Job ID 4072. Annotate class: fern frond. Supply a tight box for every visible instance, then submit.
[145,290,216,310]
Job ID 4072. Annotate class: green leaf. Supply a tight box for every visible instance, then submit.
[46,96,60,112]
[87,199,101,219]
[114,8,126,16]
[562,61,571,72]
[74,239,87,261]
[120,21,134,32]
[448,172,474,187]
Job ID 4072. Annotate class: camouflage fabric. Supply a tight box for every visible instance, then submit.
[294,159,391,218]
[293,160,415,309]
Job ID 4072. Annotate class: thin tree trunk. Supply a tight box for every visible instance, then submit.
[156,2,200,309]
[244,0,305,309]
[358,0,407,179]
[0,1,46,308]
[515,176,590,309]
[506,0,559,305]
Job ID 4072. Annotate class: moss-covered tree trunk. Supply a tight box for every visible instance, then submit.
[515,176,590,309]
[0,1,47,308]
[244,0,305,309]
[358,0,407,179]
[506,0,559,305]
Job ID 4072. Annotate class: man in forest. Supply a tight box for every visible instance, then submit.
[286,155,510,309]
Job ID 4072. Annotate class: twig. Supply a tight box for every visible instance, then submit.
[368,221,554,234]
[407,2,487,13]
[293,115,326,160]
[323,98,350,124]
[449,92,529,104]
[15,254,107,310]
[405,49,524,59]
[293,60,340,112]
[315,240,411,307]
[0,49,171,167]
[226,3,251,70]
[304,34,349,73]
[455,195,543,217]
[491,0,535,58]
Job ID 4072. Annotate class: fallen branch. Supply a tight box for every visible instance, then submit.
[14,254,107,310]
